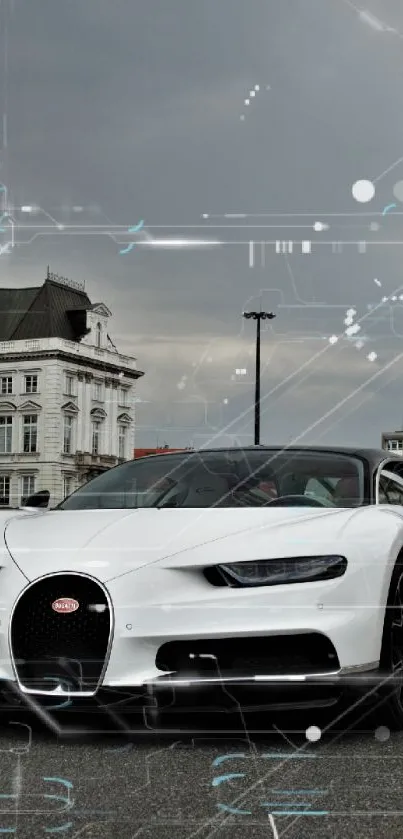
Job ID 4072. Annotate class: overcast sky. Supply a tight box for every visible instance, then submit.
[2,0,403,448]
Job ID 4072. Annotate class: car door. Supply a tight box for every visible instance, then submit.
[377,463,403,509]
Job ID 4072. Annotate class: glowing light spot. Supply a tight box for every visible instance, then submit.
[375,725,390,742]
[352,179,375,203]
[305,725,321,742]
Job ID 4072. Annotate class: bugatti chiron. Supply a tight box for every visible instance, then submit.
[2,445,403,726]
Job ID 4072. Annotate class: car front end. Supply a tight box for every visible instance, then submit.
[0,504,394,716]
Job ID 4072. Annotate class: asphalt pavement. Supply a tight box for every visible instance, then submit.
[0,695,402,839]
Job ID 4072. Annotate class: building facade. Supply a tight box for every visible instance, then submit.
[381,431,403,455]
[0,270,144,507]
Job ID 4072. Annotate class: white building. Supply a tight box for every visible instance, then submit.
[381,431,403,456]
[0,269,144,508]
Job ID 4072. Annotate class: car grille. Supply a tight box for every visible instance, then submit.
[10,574,111,694]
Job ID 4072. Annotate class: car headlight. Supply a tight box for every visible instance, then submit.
[210,555,347,587]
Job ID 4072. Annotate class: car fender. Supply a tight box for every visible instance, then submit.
[376,507,403,604]
[339,506,403,610]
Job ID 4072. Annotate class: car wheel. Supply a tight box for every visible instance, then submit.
[377,560,403,730]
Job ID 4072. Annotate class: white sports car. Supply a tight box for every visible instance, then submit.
[2,445,403,726]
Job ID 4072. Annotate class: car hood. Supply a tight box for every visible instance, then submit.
[3,505,355,583]
[0,508,44,528]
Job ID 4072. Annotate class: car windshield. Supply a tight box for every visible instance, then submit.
[57,449,366,510]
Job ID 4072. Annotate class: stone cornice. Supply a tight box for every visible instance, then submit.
[0,350,144,381]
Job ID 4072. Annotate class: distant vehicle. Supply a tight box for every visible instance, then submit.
[2,445,403,727]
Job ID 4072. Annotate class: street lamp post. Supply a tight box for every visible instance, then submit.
[243,310,276,445]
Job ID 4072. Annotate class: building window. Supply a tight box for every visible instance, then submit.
[386,440,403,451]
[0,416,12,453]
[63,476,74,498]
[65,373,75,396]
[21,475,35,505]
[92,381,102,401]
[92,421,100,455]
[23,415,37,453]
[0,476,10,506]
[24,374,38,394]
[118,425,127,459]
[119,387,128,406]
[63,415,74,454]
[0,376,12,395]
[96,322,102,348]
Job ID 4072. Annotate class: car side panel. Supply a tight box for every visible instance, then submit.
[102,507,403,685]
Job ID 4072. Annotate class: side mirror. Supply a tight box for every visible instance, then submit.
[21,490,50,509]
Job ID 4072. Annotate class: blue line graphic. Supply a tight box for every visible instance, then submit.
[382,203,397,215]
[105,742,133,753]
[217,804,252,815]
[128,220,145,233]
[270,810,328,815]
[120,219,144,254]
[119,243,136,255]
[42,677,72,709]
[212,754,246,767]
[262,802,322,807]
[264,790,327,794]
[43,777,73,809]
[45,699,72,710]
[212,773,246,787]
[43,778,73,789]
[0,780,74,834]
[262,753,316,759]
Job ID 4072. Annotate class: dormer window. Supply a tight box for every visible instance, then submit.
[96,322,102,348]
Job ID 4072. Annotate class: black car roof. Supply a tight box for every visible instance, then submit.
[137,445,398,470]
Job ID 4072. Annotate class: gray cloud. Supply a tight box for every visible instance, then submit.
[2,0,403,448]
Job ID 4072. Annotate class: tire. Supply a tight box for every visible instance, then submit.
[377,558,403,730]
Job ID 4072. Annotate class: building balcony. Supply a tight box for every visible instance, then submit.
[74,451,126,481]
[0,452,40,461]
[75,452,120,468]
[0,337,138,372]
